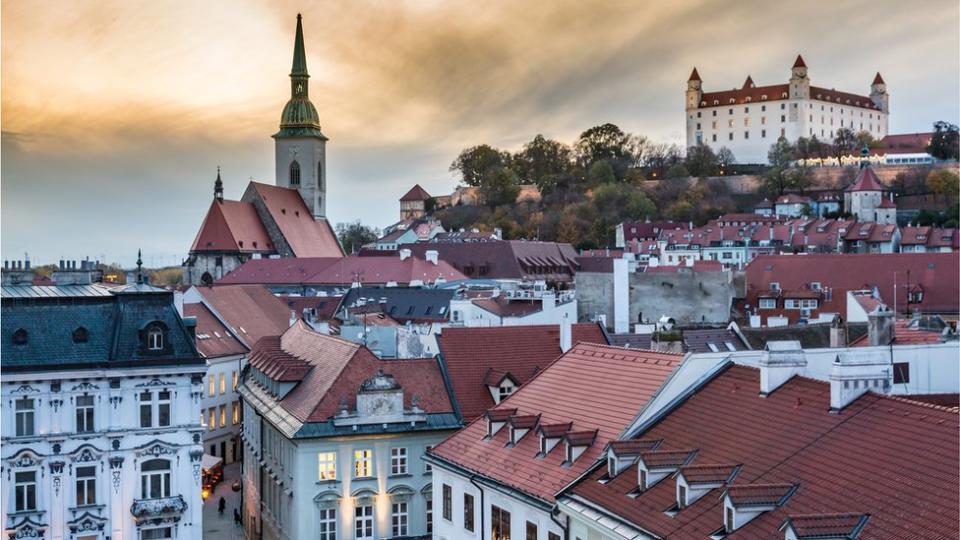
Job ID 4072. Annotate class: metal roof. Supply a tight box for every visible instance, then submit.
[1,284,114,298]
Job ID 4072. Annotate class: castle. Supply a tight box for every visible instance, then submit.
[685,55,889,164]
[183,14,342,286]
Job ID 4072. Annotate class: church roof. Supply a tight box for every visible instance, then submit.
[244,182,343,258]
[400,184,432,201]
[190,199,274,253]
[275,14,324,138]
[844,166,887,192]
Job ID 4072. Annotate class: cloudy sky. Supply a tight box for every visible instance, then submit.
[3,0,958,267]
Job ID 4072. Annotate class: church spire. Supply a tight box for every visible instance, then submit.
[275,13,323,137]
[214,166,224,201]
[291,13,308,78]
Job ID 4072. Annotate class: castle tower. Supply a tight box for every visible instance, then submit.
[870,72,889,114]
[789,54,810,100]
[273,13,328,219]
[686,68,702,110]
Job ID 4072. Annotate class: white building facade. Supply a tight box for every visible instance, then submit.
[686,55,889,164]
[1,275,206,540]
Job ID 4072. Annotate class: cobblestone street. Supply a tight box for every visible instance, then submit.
[202,462,243,540]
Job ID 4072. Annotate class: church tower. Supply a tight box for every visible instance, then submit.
[273,13,328,218]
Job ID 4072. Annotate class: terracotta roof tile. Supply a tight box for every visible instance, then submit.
[190,199,274,253]
[400,184,432,201]
[640,449,697,469]
[193,284,291,346]
[183,302,248,358]
[679,463,740,485]
[784,512,870,539]
[845,167,887,192]
[608,439,662,456]
[508,414,540,429]
[246,182,343,257]
[538,422,573,438]
[430,343,682,502]
[217,257,341,285]
[565,430,598,446]
[486,408,517,422]
[408,240,578,282]
[725,483,797,506]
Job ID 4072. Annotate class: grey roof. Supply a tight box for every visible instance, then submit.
[341,287,455,322]
[609,328,747,354]
[2,286,202,372]
[1,284,114,298]
[740,323,869,350]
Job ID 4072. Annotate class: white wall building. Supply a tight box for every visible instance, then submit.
[686,55,889,164]
[449,290,578,328]
[1,269,206,540]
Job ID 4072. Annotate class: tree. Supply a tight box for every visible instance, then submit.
[664,163,690,179]
[449,144,508,186]
[512,134,573,194]
[642,143,683,179]
[926,169,960,197]
[832,128,858,159]
[335,221,379,254]
[927,121,960,161]
[685,144,719,177]
[763,137,795,195]
[717,147,736,169]
[480,168,521,208]
[587,160,616,187]
[575,123,637,176]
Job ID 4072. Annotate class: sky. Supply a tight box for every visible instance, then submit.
[2,0,958,267]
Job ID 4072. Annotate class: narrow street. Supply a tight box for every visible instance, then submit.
[202,462,243,540]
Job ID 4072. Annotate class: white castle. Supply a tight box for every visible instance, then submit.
[685,55,889,164]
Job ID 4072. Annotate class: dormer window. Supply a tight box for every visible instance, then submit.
[770,282,780,291]
[506,414,539,446]
[722,483,798,533]
[484,408,516,440]
[563,430,597,465]
[148,327,164,350]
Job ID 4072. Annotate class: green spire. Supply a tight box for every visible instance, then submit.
[274,13,325,138]
[291,13,308,77]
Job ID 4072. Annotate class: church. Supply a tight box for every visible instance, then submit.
[182,14,342,286]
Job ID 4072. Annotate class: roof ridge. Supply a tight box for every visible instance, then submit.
[882,392,960,413]
[580,342,685,357]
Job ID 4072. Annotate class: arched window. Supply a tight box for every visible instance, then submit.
[147,326,164,351]
[318,161,324,190]
[12,328,28,345]
[73,327,89,343]
[200,272,213,286]
[289,161,301,187]
[141,459,171,499]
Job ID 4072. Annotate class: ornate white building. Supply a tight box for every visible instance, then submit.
[1,259,206,540]
[685,55,889,164]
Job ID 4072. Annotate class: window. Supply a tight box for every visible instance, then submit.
[770,282,780,291]
[726,506,735,532]
[498,385,514,402]
[744,131,749,139]
[640,468,647,490]
[158,390,170,427]
[893,362,910,384]
[147,327,163,350]
[15,471,37,511]
[492,505,512,540]
[208,409,216,431]
[141,459,171,499]
[355,503,373,539]
[464,492,475,532]
[728,133,733,141]
[758,298,776,309]
[73,327,89,343]
[319,508,336,540]
[220,373,226,395]
[289,160,301,187]
[526,521,538,540]
[232,371,239,390]
[140,391,153,428]
[728,108,733,115]
[232,402,240,425]
[549,534,561,540]
[76,465,96,506]
[442,484,452,521]
[208,375,215,397]
[727,119,734,128]
[424,445,433,472]
[12,328,28,345]
[217,405,225,428]
[391,447,408,475]
[761,129,766,138]
[392,502,408,537]
[354,449,372,478]
[426,498,433,534]
[15,398,35,437]
[142,527,173,540]
[76,395,95,433]
[696,123,701,130]
[318,452,337,481]
[678,484,687,508]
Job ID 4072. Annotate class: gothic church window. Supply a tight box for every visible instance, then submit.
[290,161,301,187]
[318,161,324,190]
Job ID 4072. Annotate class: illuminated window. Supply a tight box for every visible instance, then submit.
[232,371,238,390]
[354,449,372,478]
[208,375,215,397]
[232,402,240,425]
[318,452,337,481]
[208,410,216,431]
[219,405,226,427]
[219,373,226,395]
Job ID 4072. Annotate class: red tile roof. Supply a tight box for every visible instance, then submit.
[565,365,960,538]
[745,253,959,317]
[216,257,341,285]
[308,254,465,286]
[438,323,608,421]
[878,132,932,155]
[183,302,248,358]
[408,240,579,282]
[277,295,342,322]
[845,166,887,192]
[701,83,790,107]
[608,439,661,456]
[245,182,343,258]
[250,321,453,423]
[430,343,682,502]
[400,184,432,201]
[872,72,884,85]
[900,226,957,248]
[850,319,944,347]
[688,68,701,82]
[784,513,870,539]
[793,54,807,68]
[190,199,274,253]
[680,463,739,485]
[192,284,291,346]
[725,483,797,506]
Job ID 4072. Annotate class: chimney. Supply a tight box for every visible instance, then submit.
[559,313,572,353]
[541,291,556,311]
[289,310,298,327]
[53,258,95,286]
[399,248,412,261]
[613,258,630,334]
[867,306,894,346]
[2,259,35,286]
[829,350,892,411]
[424,250,439,265]
[759,341,806,395]
[829,315,847,348]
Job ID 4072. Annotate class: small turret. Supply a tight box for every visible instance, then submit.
[789,54,809,100]
[870,72,888,113]
[686,68,703,110]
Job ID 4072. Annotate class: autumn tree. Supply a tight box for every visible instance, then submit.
[512,134,573,194]
[335,221,380,254]
[927,121,960,161]
[832,128,858,159]
[450,144,509,186]
[685,144,719,177]
[926,169,960,197]
[480,167,521,208]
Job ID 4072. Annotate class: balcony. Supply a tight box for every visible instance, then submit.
[130,495,188,523]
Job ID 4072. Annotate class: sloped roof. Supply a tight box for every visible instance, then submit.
[408,240,578,282]
[308,254,466,286]
[278,295,342,322]
[245,182,343,257]
[183,302,248,358]
[217,257,341,285]
[341,287,455,322]
[565,365,959,538]
[192,285,291,346]
[190,199,274,253]
[845,166,887,192]
[400,184,432,201]
[745,253,959,316]
[430,343,682,502]
[878,132,932,155]
[438,323,607,421]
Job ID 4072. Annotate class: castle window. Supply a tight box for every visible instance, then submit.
[73,327,89,343]
[712,110,717,117]
[728,133,733,141]
[289,160,301,187]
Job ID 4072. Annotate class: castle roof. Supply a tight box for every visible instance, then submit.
[873,72,885,85]
[688,67,701,82]
[792,54,807,68]
[400,184,432,201]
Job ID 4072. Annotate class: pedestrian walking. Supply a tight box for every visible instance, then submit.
[218,496,226,515]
